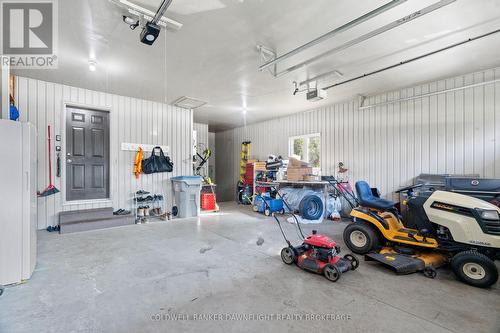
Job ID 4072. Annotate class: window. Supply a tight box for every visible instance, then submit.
[289,133,321,168]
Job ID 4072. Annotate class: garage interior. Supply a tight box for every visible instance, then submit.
[0,0,499,332]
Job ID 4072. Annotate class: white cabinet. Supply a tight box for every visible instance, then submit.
[0,120,37,285]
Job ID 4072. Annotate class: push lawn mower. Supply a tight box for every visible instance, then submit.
[257,188,359,282]
[343,181,500,288]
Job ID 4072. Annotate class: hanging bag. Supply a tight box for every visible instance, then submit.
[142,147,173,174]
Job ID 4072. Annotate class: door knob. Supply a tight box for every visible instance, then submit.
[67,159,72,163]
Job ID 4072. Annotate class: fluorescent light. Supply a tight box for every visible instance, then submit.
[88,60,97,72]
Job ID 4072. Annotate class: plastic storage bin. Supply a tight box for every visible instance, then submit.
[171,176,203,218]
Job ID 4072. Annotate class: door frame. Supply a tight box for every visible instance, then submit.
[61,101,113,207]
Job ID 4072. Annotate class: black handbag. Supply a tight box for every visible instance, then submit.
[142,147,173,174]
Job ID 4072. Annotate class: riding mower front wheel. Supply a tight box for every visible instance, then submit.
[451,251,498,288]
[343,221,381,254]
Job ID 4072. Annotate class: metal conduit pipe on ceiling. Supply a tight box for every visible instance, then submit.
[152,0,173,24]
[319,28,500,94]
[258,0,408,72]
[275,0,457,77]
[359,78,500,110]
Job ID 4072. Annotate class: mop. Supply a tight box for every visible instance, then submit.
[38,125,60,197]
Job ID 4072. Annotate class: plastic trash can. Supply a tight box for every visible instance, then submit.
[171,176,203,218]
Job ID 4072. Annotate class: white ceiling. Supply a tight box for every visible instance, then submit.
[12,0,500,131]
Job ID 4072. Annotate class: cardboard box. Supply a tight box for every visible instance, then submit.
[254,162,267,171]
[304,175,320,182]
[288,157,309,168]
[286,167,313,181]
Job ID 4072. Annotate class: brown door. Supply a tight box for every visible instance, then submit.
[66,107,110,201]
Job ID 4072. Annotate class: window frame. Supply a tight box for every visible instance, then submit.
[288,133,321,168]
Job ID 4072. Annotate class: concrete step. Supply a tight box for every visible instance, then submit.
[59,207,113,224]
[59,215,135,234]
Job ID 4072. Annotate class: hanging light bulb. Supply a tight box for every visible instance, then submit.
[88,60,97,72]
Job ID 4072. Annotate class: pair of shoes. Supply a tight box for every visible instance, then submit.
[113,209,131,216]
[151,207,162,215]
[154,194,164,201]
[46,225,60,232]
[136,190,150,195]
[138,206,151,217]
[135,195,154,202]
[136,217,147,224]
[159,212,172,221]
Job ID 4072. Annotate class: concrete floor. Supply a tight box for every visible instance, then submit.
[1,202,499,333]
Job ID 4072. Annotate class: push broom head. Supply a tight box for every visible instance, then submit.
[38,125,59,197]
[37,185,59,197]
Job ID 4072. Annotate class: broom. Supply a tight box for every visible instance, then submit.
[38,125,60,197]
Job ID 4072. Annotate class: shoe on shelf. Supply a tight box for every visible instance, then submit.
[136,190,150,195]
[114,209,131,216]
[144,206,150,216]
[137,207,145,217]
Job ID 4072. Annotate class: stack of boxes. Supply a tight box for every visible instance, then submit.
[286,158,313,181]
[254,161,267,171]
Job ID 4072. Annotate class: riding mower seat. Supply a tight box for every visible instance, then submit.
[355,181,396,211]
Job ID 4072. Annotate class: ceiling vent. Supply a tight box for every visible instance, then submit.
[172,96,207,109]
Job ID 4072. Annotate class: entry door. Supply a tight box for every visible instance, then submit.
[66,107,110,201]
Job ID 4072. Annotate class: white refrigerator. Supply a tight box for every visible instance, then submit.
[0,119,37,285]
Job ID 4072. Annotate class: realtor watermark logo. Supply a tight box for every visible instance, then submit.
[1,0,58,69]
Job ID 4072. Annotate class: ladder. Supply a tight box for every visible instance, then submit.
[239,141,251,182]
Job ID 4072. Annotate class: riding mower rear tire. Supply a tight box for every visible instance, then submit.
[343,221,380,254]
[451,251,498,288]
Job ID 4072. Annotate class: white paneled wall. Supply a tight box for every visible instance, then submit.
[15,76,193,229]
[216,67,500,202]
[194,122,209,148]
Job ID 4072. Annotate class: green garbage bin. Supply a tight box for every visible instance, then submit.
[171,176,203,218]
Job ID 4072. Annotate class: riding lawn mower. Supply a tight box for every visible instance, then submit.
[343,181,500,288]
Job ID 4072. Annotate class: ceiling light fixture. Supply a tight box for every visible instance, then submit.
[122,15,139,30]
[88,60,97,72]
